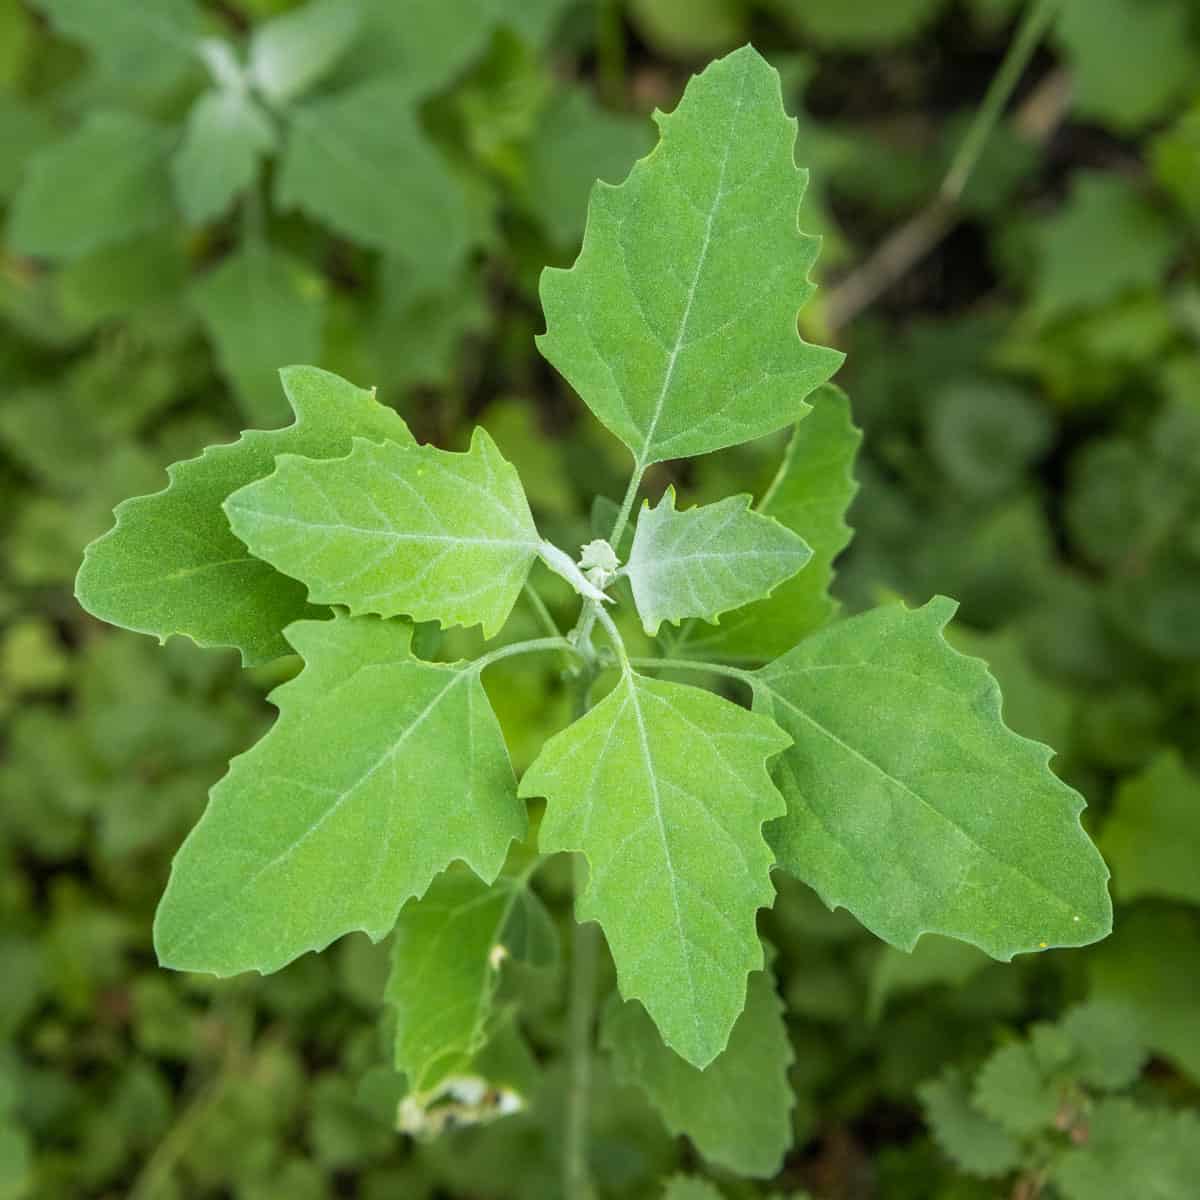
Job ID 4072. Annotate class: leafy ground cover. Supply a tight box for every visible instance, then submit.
[2,1,1199,1197]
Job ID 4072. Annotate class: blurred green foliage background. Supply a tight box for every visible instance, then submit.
[1,0,1199,1196]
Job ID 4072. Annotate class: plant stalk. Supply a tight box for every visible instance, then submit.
[564,662,599,1200]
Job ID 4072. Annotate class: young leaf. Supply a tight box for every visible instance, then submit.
[225,429,541,637]
[7,112,173,260]
[519,670,790,1067]
[917,1067,1021,1179]
[538,45,841,467]
[75,367,413,666]
[248,0,360,107]
[172,89,276,226]
[191,242,326,427]
[626,488,811,636]
[1099,750,1200,906]
[972,1042,1058,1137]
[154,614,525,975]
[276,78,471,286]
[386,868,544,1099]
[672,385,861,661]
[1051,1099,1200,1200]
[603,967,794,1177]
[752,598,1112,960]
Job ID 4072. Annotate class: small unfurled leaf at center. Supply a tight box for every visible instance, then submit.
[224,428,541,637]
[626,487,811,635]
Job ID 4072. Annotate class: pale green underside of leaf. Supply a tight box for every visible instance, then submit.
[249,0,360,106]
[626,487,811,636]
[603,968,794,1177]
[753,597,1112,960]
[917,1067,1021,1179]
[275,78,471,285]
[673,385,861,662]
[172,89,276,226]
[387,868,542,1098]
[225,428,540,638]
[154,614,524,975]
[1099,749,1200,905]
[520,670,789,1068]
[7,111,174,260]
[191,242,327,428]
[537,45,841,466]
[75,367,412,666]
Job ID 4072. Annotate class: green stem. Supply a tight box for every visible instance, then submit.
[627,654,756,691]
[523,582,565,640]
[941,0,1061,202]
[475,636,580,673]
[564,649,600,1199]
[607,462,645,553]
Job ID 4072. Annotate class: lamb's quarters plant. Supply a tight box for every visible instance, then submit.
[74,45,1112,1191]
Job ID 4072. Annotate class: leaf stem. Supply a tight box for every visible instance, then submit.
[607,462,645,553]
[627,654,757,693]
[474,636,580,673]
[593,604,630,671]
[538,540,611,604]
[523,581,565,640]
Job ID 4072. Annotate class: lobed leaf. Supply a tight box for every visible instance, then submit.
[753,597,1112,960]
[154,614,525,975]
[225,429,541,637]
[626,487,811,636]
[538,45,841,466]
[519,670,790,1067]
[603,967,794,1177]
[917,1067,1021,1179]
[75,367,412,666]
[672,385,860,661]
[972,1042,1058,1137]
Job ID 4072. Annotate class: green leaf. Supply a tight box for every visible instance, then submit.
[248,0,360,106]
[154,614,525,975]
[625,487,811,636]
[1058,1004,1147,1092]
[1055,0,1199,132]
[867,935,990,1023]
[191,241,326,427]
[752,598,1112,960]
[526,87,654,248]
[1030,174,1178,324]
[1100,750,1200,906]
[603,967,794,1176]
[386,867,542,1099]
[225,428,541,638]
[276,78,471,284]
[918,1067,1021,1179]
[972,1042,1058,1137]
[672,386,860,661]
[7,112,174,260]
[1052,1099,1200,1200]
[31,0,201,96]
[1088,906,1200,1085]
[75,367,413,666]
[0,97,55,203]
[519,670,790,1067]
[537,45,841,467]
[172,89,276,226]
